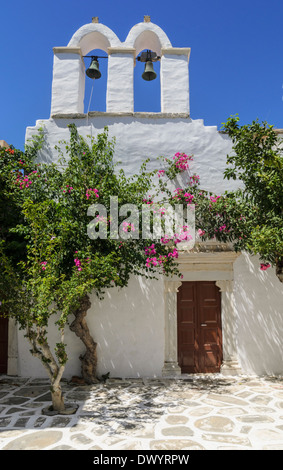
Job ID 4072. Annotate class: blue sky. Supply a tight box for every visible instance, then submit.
[1,0,283,150]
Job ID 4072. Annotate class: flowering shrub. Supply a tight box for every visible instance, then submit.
[221,116,283,279]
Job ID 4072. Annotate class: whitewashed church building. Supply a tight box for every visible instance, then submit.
[4,17,283,380]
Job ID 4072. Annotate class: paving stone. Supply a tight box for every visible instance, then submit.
[0,417,12,427]
[90,426,108,436]
[70,433,93,445]
[33,416,47,428]
[250,429,283,444]
[34,392,52,402]
[118,441,143,450]
[14,386,50,398]
[150,439,205,450]
[217,407,246,416]
[202,433,251,447]
[252,406,276,414]
[14,417,30,427]
[161,425,194,437]
[236,415,274,423]
[167,406,187,413]
[51,445,76,450]
[189,406,213,416]
[70,423,88,433]
[240,425,252,434]
[2,430,63,450]
[5,407,25,415]
[50,416,72,427]
[165,415,189,425]
[0,429,25,438]
[0,397,29,405]
[194,416,234,432]
[250,395,273,405]
[234,391,253,398]
[204,394,249,406]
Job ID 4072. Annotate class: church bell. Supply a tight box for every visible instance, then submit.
[142,60,157,81]
[86,57,101,79]
[137,50,160,82]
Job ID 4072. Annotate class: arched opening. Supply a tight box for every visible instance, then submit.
[84,49,108,112]
[131,29,163,113]
[134,49,161,113]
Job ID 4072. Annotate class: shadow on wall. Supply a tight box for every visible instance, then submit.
[88,274,165,378]
[234,253,283,375]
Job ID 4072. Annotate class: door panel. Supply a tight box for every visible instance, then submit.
[177,281,222,373]
[177,283,196,371]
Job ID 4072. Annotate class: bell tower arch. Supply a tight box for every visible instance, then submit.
[50,18,121,115]
[50,17,191,116]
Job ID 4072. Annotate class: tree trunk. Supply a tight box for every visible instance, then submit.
[70,294,99,384]
[51,385,65,412]
[27,325,66,413]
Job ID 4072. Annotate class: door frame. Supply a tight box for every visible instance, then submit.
[162,246,242,376]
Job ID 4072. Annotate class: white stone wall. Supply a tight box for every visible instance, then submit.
[17,275,165,379]
[26,114,237,194]
[234,253,283,376]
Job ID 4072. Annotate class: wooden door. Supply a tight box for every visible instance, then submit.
[0,315,8,374]
[177,281,222,373]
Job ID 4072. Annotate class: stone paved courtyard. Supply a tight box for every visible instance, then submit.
[0,374,283,450]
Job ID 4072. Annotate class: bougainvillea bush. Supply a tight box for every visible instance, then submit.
[0,125,200,411]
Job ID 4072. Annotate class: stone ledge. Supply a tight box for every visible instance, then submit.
[53,47,83,57]
[51,112,191,119]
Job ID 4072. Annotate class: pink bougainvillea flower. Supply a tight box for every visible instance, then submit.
[86,188,99,200]
[144,244,156,256]
[168,248,179,259]
[122,221,135,233]
[260,263,271,271]
[210,195,221,203]
[41,261,47,271]
[173,152,192,171]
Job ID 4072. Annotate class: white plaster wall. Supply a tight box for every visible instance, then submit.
[17,319,82,379]
[234,253,283,375]
[17,275,164,379]
[51,53,85,115]
[106,53,134,113]
[161,54,190,113]
[26,115,237,194]
[89,275,165,378]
